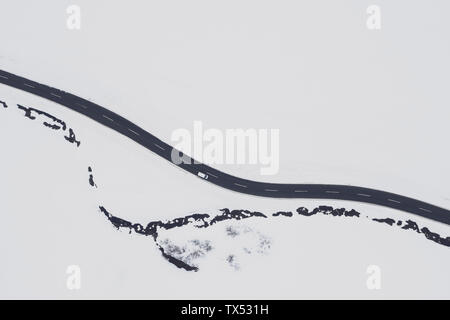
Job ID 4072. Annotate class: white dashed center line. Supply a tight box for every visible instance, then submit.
[50,92,61,98]
[24,83,35,88]
[154,143,165,151]
[357,193,372,197]
[206,172,218,178]
[265,189,278,192]
[0,75,8,79]
[128,128,140,136]
[388,199,401,204]
[76,103,88,109]
[419,207,432,213]
[294,190,308,193]
[326,190,340,194]
[102,114,114,122]
[234,183,248,188]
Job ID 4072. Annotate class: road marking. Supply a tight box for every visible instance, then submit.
[357,193,372,197]
[388,198,401,204]
[265,189,278,192]
[102,114,114,122]
[419,207,432,213]
[0,75,8,79]
[326,190,340,194]
[154,143,165,151]
[206,172,218,178]
[76,103,88,109]
[234,183,248,188]
[128,128,140,136]
[24,83,35,88]
[50,92,61,98]
[294,190,308,193]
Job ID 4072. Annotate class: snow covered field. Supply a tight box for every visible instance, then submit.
[0,0,449,299]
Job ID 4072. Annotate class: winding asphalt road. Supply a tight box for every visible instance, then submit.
[1,69,449,225]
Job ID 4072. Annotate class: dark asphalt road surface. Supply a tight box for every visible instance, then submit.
[1,69,449,225]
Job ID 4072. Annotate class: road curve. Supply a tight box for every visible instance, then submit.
[1,69,449,225]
